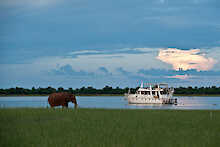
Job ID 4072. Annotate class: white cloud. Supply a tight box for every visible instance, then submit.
[2,47,220,88]
[32,47,220,75]
[32,48,163,73]
[69,50,100,55]
[166,74,191,80]
[157,48,217,71]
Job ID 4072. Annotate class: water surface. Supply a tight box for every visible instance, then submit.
[0,96,220,110]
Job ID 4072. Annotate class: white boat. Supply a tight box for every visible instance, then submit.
[125,83,177,104]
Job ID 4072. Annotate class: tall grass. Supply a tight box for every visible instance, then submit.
[0,108,220,147]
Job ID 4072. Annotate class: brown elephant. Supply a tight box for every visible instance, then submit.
[48,92,77,108]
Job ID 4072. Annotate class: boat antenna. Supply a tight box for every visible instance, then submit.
[140,82,144,88]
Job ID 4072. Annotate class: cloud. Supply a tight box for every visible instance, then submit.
[98,67,112,75]
[116,67,131,75]
[50,64,94,77]
[50,65,112,77]
[1,0,61,7]
[33,47,220,76]
[166,74,191,80]
[2,47,220,88]
[69,50,100,56]
[68,48,153,58]
[98,67,108,73]
[49,48,162,73]
[157,48,217,71]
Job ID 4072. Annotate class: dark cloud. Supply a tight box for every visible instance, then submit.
[98,67,108,73]
[116,67,146,80]
[116,67,131,75]
[98,67,112,75]
[1,0,220,64]
[1,0,220,88]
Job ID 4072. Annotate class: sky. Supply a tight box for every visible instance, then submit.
[0,0,220,88]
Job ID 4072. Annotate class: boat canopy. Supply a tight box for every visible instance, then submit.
[138,88,164,92]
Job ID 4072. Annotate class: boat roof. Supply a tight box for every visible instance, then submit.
[143,83,168,86]
[138,87,164,91]
[139,83,169,88]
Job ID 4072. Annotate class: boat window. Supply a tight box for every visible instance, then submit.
[161,90,167,95]
[152,91,157,95]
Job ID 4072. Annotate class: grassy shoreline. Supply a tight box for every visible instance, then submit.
[0,108,220,147]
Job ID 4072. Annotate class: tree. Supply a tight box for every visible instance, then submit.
[58,87,64,92]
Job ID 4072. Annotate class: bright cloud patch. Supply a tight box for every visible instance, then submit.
[157,48,216,71]
[166,74,191,80]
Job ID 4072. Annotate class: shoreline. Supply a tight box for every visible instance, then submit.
[1,94,220,97]
[0,94,124,97]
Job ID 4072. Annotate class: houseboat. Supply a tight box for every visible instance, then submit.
[125,83,177,104]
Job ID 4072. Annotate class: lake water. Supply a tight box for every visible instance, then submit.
[0,96,220,110]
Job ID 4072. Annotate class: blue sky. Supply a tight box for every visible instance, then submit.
[0,0,220,88]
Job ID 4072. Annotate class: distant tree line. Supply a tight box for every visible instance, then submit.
[1,86,220,96]
[0,86,131,96]
[174,86,220,95]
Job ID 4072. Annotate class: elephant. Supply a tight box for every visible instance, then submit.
[48,92,77,108]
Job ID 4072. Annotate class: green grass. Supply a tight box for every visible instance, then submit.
[0,108,220,147]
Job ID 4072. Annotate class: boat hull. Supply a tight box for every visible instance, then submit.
[126,95,177,104]
[128,97,163,104]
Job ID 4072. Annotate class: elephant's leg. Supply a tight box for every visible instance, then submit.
[50,105,56,111]
[74,104,77,109]
[49,104,54,108]
[62,103,68,108]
